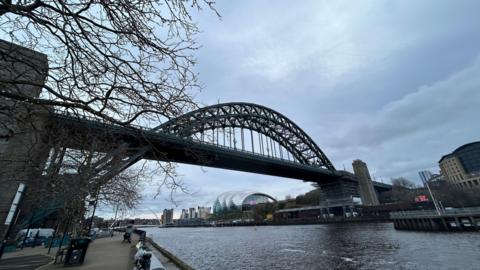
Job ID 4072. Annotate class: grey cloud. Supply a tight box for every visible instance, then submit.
[125,1,480,217]
[333,55,480,148]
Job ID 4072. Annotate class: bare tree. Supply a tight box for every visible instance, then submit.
[9,128,148,230]
[0,2,220,238]
[0,0,218,124]
[391,177,416,189]
[390,177,416,203]
[98,169,143,209]
[431,182,480,208]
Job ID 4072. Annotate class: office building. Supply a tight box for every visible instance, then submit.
[180,209,189,219]
[439,141,480,189]
[188,208,196,219]
[162,208,174,225]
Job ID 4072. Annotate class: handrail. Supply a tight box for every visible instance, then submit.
[390,207,480,218]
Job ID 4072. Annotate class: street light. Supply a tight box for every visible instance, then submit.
[85,195,99,234]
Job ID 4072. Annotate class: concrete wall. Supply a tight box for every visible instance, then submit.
[352,159,379,206]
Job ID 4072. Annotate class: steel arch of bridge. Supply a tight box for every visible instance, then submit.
[153,102,335,171]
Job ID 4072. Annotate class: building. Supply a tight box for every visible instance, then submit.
[162,209,174,225]
[197,206,211,219]
[352,160,380,205]
[418,170,434,183]
[188,208,196,219]
[180,209,189,219]
[178,206,211,221]
[174,206,211,226]
[439,141,480,189]
[213,191,277,214]
[423,173,446,189]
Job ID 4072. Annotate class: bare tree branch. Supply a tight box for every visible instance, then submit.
[1,0,218,125]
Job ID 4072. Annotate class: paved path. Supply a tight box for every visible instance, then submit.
[0,234,137,270]
[0,254,52,270]
[0,244,53,270]
[43,235,137,270]
[1,245,52,259]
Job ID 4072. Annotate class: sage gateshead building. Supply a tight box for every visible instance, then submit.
[213,191,277,214]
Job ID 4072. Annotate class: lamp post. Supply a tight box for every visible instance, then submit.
[86,195,98,235]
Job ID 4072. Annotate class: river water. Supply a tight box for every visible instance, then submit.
[144,223,480,270]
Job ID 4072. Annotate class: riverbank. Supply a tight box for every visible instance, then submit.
[159,217,391,228]
[391,208,480,231]
[146,238,192,270]
[132,228,192,270]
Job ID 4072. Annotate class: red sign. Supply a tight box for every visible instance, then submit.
[415,195,429,202]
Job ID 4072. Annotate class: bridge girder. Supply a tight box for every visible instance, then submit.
[154,102,335,171]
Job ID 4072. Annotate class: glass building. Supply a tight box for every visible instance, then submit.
[439,141,480,188]
[454,142,480,174]
[213,191,277,214]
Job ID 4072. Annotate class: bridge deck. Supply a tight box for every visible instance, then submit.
[48,113,342,183]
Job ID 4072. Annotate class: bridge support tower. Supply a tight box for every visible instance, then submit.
[352,159,379,206]
[0,40,50,240]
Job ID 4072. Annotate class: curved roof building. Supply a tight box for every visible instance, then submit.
[213,191,277,213]
[439,141,480,188]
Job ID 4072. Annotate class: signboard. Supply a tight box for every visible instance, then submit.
[4,183,26,225]
[414,195,429,203]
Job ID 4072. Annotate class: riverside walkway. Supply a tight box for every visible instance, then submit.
[43,234,138,270]
[1,233,183,270]
[0,234,137,270]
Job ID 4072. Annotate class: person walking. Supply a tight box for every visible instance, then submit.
[123,225,133,243]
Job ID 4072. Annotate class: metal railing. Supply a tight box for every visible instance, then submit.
[390,207,480,218]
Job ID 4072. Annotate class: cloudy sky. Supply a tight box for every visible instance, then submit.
[113,0,480,219]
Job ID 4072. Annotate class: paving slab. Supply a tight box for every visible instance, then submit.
[41,235,137,270]
[0,254,52,270]
[1,244,52,259]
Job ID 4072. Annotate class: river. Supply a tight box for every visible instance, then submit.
[144,223,480,270]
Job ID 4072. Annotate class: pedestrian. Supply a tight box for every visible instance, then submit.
[123,225,133,243]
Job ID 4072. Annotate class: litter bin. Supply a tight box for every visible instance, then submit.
[64,238,91,266]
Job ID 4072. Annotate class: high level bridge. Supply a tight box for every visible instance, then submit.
[49,102,344,183]
[48,102,391,201]
[0,41,390,241]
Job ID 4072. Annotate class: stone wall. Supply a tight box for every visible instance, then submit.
[352,159,380,206]
[0,40,49,238]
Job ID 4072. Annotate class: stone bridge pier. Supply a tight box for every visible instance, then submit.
[0,40,50,239]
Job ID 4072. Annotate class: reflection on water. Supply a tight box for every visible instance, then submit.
[145,223,480,270]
